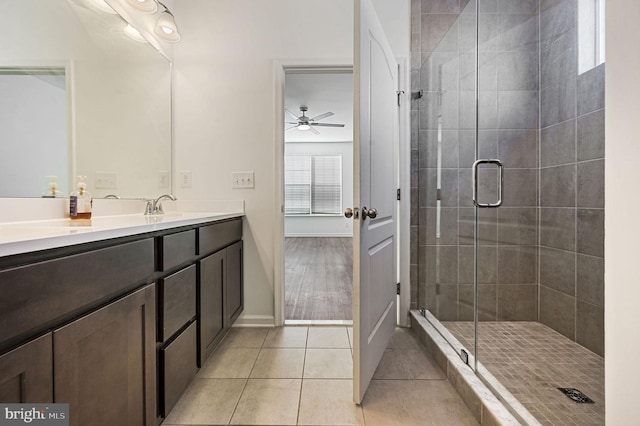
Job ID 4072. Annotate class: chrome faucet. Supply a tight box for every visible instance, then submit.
[152,194,177,214]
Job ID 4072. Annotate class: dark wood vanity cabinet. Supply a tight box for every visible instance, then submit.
[157,230,198,418]
[54,284,156,426]
[197,220,243,367]
[0,216,243,425]
[199,249,225,365]
[225,240,244,327]
[0,333,52,403]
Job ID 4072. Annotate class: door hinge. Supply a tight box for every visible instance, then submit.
[397,188,401,201]
[396,90,405,107]
[396,282,401,295]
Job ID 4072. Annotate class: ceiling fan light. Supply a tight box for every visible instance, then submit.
[125,0,158,13]
[297,124,311,131]
[154,11,181,42]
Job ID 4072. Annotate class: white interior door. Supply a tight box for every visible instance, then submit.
[352,0,399,404]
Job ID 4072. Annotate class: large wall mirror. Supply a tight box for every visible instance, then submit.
[0,0,172,199]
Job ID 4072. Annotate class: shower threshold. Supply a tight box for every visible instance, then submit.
[410,310,539,425]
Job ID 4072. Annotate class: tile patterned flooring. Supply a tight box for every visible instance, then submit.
[443,321,605,426]
[164,326,478,426]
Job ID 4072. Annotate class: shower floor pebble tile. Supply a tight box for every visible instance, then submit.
[164,326,478,425]
[443,321,605,426]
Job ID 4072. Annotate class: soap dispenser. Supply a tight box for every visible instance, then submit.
[42,175,60,198]
[69,175,93,220]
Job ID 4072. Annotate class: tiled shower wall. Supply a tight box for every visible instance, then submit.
[411,0,540,322]
[538,0,605,356]
[410,0,605,356]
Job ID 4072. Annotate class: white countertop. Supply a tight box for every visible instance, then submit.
[0,210,244,258]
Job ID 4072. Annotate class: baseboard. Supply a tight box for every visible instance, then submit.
[284,233,352,237]
[232,314,275,328]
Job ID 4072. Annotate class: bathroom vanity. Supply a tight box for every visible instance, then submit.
[0,211,244,426]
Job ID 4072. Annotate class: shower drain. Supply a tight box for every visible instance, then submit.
[558,388,595,403]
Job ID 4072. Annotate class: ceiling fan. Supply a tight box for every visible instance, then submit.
[285,106,345,134]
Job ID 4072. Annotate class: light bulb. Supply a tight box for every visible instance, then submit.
[297,124,311,131]
[154,11,181,42]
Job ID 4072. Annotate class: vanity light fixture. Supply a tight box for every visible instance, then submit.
[154,2,181,42]
[125,0,158,14]
[124,24,147,42]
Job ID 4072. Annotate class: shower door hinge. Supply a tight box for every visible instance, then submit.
[397,188,401,201]
[396,282,401,295]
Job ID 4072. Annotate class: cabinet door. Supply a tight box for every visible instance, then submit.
[0,334,52,403]
[54,284,156,426]
[225,240,244,327]
[198,250,225,366]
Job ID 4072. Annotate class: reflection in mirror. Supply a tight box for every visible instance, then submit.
[1,0,172,199]
[0,68,68,197]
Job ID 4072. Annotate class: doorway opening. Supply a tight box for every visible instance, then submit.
[283,68,354,324]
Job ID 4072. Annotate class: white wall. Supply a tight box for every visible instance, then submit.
[284,142,354,237]
[605,1,640,424]
[173,0,354,324]
[173,0,409,324]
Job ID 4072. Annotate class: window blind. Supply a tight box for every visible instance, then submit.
[285,154,342,215]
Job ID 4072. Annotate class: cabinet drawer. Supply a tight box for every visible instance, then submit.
[160,265,196,342]
[0,238,154,351]
[161,321,198,418]
[160,229,196,271]
[198,219,241,255]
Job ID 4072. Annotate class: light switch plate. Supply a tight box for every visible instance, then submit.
[232,172,254,189]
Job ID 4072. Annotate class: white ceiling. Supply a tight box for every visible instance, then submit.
[284,71,353,143]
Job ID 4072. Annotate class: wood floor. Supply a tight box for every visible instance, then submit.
[285,237,353,321]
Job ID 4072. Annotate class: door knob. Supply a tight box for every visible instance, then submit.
[344,207,360,220]
[362,207,377,219]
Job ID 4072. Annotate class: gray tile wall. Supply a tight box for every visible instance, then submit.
[538,0,604,357]
[411,0,604,357]
[412,0,539,322]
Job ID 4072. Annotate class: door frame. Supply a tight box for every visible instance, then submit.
[272,59,410,327]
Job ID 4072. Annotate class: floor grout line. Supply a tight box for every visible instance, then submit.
[226,329,268,425]
[295,326,310,425]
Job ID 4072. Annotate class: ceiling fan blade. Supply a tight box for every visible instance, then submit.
[285,109,300,121]
[310,111,334,121]
[285,125,297,131]
[309,126,320,135]
[311,122,345,128]
[285,122,299,125]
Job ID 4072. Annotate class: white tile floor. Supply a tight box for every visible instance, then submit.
[163,326,478,426]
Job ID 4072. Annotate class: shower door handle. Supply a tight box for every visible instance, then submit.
[472,159,504,208]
